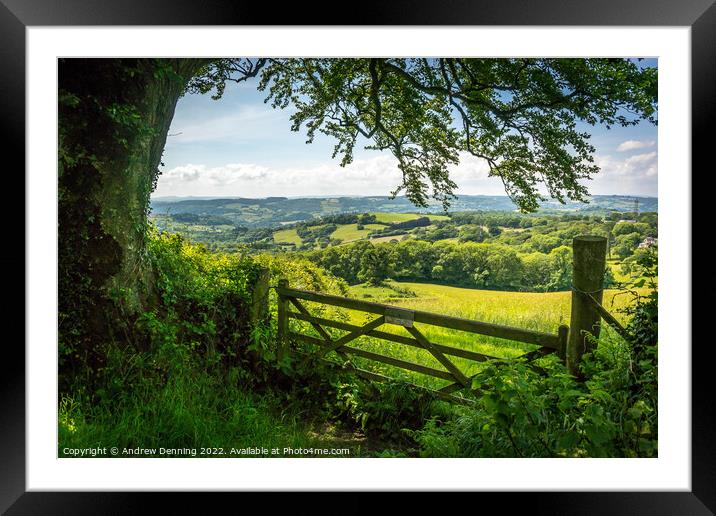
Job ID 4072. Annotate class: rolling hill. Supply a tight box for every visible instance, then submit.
[150,194,657,229]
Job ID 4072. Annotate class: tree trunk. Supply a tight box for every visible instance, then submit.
[58,58,206,390]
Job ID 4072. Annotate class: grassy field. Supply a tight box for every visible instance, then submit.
[289,280,646,393]
[607,259,631,283]
[331,223,385,242]
[371,212,450,224]
[273,228,303,246]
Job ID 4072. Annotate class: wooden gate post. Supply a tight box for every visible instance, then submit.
[249,268,270,326]
[277,279,289,360]
[567,236,608,376]
[557,324,569,361]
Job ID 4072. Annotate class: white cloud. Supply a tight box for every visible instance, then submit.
[158,163,271,189]
[596,151,657,178]
[583,151,657,196]
[154,150,658,199]
[616,139,656,152]
[153,153,507,198]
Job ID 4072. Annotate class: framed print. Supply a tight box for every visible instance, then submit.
[4,0,712,512]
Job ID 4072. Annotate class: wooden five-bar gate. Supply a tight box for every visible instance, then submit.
[271,235,630,403]
[278,281,568,402]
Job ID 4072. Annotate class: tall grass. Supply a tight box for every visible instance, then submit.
[58,346,338,457]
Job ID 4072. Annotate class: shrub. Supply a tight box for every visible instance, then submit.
[145,229,264,369]
[332,378,439,444]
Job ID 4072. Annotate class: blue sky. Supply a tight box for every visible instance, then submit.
[155,60,657,199]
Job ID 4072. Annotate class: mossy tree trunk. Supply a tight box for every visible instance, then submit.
[58,58,207,391]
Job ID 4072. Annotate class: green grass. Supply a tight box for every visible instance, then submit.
[59,360,366,458]
[292,281,646,392]
[273,228,303,246]
[331,223,385,242]
[371,212,450,224]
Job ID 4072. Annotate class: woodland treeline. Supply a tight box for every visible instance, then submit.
[152,209,658,291]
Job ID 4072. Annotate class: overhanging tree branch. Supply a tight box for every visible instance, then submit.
[188,57,657,212]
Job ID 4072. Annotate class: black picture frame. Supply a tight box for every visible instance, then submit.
[3,0,709,512]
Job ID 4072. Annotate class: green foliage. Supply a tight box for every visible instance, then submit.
[253,253,348,295]
[612,221,650,237]
[332,379,438,443]
[614,248,657,454]
[296,223,337,249]
[619,247,656,280]
[357,246,393,286]
[311,239,570,291]
[413,343,654,458]
[150,198,658,264]
[62,225,268,403]
[529,233,562,253]
[144,228,264,369]
[149,229,258,304]
[458,225,486,243]
[293,211,656,292]
[613,232,643,260]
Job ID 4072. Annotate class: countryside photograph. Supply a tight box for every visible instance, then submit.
[58,57,658,459]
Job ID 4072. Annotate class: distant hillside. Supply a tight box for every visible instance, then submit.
[150,194,657,228]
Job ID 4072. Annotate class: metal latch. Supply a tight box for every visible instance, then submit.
[385,307,415,327]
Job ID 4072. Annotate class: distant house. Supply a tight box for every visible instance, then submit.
[638,237,658,249]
